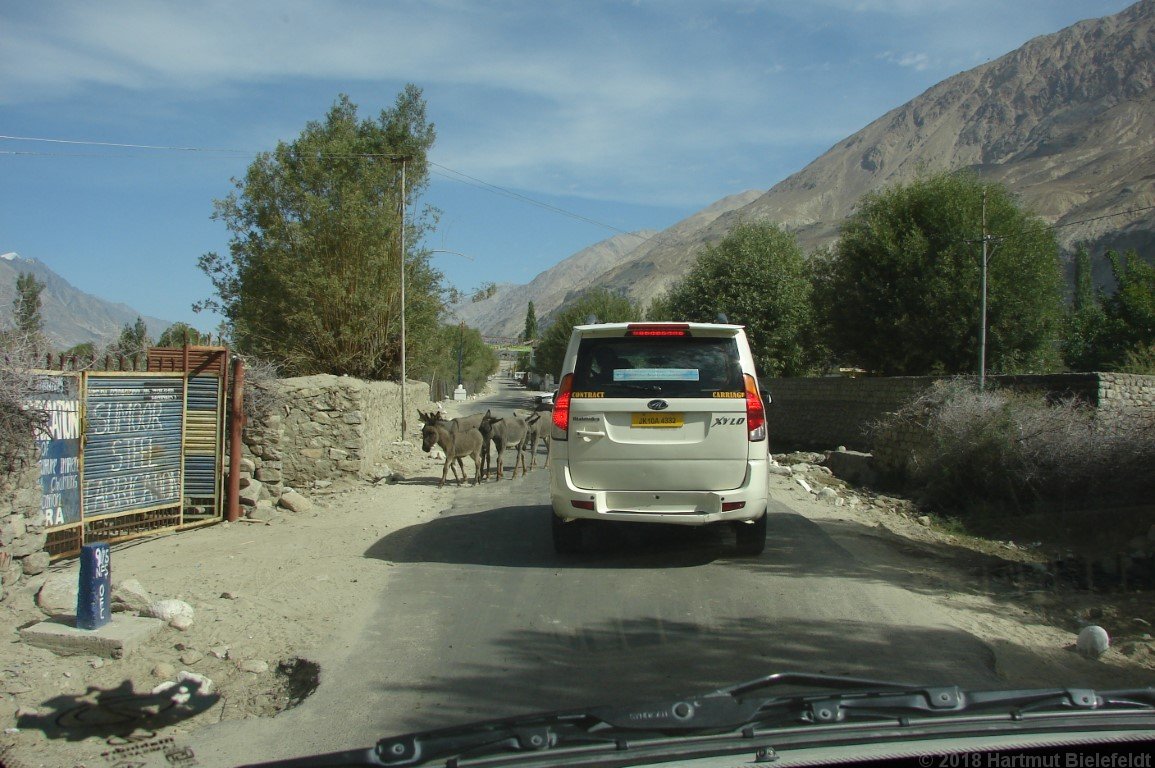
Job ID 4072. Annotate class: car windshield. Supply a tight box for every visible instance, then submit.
[572,336,744,396]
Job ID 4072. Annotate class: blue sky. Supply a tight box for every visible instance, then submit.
[1,0,1135,335]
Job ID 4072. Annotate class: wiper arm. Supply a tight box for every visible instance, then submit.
[240,674,1155,768]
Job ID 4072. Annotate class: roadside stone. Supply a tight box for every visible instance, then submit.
[247,500,278,521]
[209,646,229,659]
[180,649,204,666]
[152,662,177,679]
[768,464,792,477]
[36,573,79,617]
[916,516,932,527]
[112,578,154,614]
[237,659,269,674]
[238,479,264,507]
[1076,625,1110,659]
[794,477,814,495]
[169,614,194,631]
[278,490,314,514]
[147,599,194,627]
[817,487,840,504]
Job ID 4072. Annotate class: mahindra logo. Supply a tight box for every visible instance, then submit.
[647,399,669,411]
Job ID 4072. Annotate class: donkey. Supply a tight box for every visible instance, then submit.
[418,410,487,480]
[523,413,550,470]
[420,421,484,487]
[479,411,534,480]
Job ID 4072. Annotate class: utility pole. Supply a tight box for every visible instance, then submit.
[980,189,988,391]
[394,156,412,440]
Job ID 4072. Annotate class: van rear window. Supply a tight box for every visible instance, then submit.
[572,337,744,396]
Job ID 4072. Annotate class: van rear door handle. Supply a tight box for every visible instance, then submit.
[574,429,606,442]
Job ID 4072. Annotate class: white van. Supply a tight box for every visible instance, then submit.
[548,322,770,555]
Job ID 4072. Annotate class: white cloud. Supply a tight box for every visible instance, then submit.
[878,50,932,71]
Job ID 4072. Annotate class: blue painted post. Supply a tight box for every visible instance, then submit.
[76,543,111,630]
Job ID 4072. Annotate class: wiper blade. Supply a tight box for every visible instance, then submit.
[240,673,1155,768]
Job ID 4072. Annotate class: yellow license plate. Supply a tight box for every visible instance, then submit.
[631,412,684,428]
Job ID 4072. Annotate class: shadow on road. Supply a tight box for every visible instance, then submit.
[365,504,727,569]
[374,614,1000,734]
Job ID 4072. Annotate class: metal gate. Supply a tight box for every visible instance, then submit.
[39,347,230,559]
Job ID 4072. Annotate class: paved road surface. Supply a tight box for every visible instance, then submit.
[195,379,997,765]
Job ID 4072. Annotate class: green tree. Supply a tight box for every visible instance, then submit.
[61,341,96,360]
[1102,250,1155,362]
[410,322,498,394]
[660,222,822,377]
[534,289,639,379]
[13,272,45,341]
[824,172,1064,375]
[157,322,212,347]
[1062,247,1109,371]
[197,86,441,379]
[522,301,538,341]
[112,316,151,359]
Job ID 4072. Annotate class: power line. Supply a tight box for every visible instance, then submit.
[2,133,1150,244]
[0,133,652,242]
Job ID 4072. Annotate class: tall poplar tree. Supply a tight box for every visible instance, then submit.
[198,86,441,379]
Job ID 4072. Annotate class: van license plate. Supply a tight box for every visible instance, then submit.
[631,413,684,428]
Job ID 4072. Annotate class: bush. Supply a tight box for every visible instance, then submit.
[239,356,284,425]
[0,333,50,474]
[875,379,1155,517]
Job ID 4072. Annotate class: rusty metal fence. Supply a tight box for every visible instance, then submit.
[34,347,230,559]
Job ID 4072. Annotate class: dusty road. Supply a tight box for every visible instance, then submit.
[3,377,1149,768]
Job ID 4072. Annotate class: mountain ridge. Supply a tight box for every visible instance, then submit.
[0,252,174,350]
[490,0,1154,332]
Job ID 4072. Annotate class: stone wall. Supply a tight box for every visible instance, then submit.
[241,375,436,492]
[762,372,1151,459]
[1098,372,1155,414]
[0,460,49,600]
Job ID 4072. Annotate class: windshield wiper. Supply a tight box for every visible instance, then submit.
[242,673,1155,768]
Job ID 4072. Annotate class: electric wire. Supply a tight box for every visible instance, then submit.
[1,133,1150,243]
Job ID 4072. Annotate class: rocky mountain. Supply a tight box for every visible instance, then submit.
[450,230,657,338]
[469,0,1153,335]
[0,252,173,350]
[587,0,1155,307]
[455,190,765,337]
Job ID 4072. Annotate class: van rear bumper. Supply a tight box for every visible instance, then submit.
[550,460,768,525]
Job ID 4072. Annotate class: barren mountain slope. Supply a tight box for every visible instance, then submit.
[450,230,655,338]
[590,0,1155,308]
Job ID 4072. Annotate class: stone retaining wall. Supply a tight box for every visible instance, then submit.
[0,461,47,599]
[241,375,436,492]
[762,372,1153,461]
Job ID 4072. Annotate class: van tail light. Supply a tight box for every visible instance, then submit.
[552,373,574,439]
[626,323,690,337]
[745,374,766,442]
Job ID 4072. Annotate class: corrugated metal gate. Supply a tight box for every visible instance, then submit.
[39,347,230,559]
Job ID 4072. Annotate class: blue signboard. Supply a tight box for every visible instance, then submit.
[27,376,82,528]
[83,376,184,518]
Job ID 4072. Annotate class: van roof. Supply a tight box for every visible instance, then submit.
[571,322,745,336]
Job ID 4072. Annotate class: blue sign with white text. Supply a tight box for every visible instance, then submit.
[77,543,111,630]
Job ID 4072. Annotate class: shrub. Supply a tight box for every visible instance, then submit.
[875,378,1155,517]
[0,333,50,473]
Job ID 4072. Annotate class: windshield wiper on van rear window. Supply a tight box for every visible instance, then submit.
[242,672,1155,767]
[607,383,663,394]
